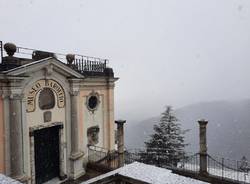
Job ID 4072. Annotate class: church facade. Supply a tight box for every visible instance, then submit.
[0,42,118,184]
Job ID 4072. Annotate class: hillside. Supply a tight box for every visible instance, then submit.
[125,100,250,159]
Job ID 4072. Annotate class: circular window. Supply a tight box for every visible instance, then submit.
[39,88,55,110]
[88,96,98,110]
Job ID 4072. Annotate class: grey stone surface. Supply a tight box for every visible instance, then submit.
[44,111,52,122]
[0,174,21,184]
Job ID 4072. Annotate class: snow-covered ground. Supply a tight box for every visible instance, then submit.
[82,162,209,184]
[0,174,21,184]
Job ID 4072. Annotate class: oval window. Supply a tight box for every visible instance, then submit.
[39,88,55,110]
[87,96,98,110]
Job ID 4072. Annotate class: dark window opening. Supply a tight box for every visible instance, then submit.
[39,88,55,110]
[88,96,98,110]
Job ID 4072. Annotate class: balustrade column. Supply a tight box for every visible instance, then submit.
[9,94,25,180]
[198,119,208,175]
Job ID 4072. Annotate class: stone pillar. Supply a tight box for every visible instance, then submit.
[115,120,126,168]
[70,91,80,156]
[198,119,208,175]
[69,91,84,179]
[9,94,26,181]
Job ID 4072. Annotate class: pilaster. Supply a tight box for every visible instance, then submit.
[69,79,85,179]
[9,93,27,181]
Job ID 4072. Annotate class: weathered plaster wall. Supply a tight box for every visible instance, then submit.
[26,89,66,127]
[80,89,104,153]
[0,97,5,173]
[80,86,115,154]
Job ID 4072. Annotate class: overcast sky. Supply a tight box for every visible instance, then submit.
[1,0,250,122]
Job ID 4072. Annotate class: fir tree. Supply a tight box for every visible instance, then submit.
[140,106,188,167]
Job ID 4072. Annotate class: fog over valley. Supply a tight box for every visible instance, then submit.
[1,0,250,159]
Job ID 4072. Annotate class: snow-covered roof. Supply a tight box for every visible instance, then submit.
[82,162,210,184]
[0,174,21,184]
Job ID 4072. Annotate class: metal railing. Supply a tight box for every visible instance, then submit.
[125,149,250,184]
[0,41,108,74]
[88,145,119,170]
[71,58,107,74]
[207,154,250,183]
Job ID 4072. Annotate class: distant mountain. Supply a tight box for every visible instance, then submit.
[125,100,250,159]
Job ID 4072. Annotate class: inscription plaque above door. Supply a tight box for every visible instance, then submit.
[26,79,65,112]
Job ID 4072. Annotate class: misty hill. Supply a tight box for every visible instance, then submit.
[125,99,250,159]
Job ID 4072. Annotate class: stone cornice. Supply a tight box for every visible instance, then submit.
[82,77,119,83]
[3,57,85,79]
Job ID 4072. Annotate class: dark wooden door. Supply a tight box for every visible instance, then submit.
[34,126,60,184]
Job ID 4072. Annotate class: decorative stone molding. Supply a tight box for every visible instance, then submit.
[86,90,100,113]
[29,122,63,135]
[4,43,17,56]
[87,126,100,146]
[44,64,54,77]
[26,79,65,112]
[43,111,52,122]
[66,54,75,65]
[69,152,84,161]
[69,90,79,96]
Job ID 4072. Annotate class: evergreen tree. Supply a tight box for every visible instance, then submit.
[140,106,188,167]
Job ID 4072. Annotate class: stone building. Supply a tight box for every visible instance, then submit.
[0,42,118,184]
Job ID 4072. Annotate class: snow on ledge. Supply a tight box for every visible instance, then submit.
[0,174,22,184]
[82,162,210,184]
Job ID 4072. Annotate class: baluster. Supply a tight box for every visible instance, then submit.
[81,58,83,72]
[77,59,79,70]
[84,59,86,70]
[75,59,78,69]
[96,61,98,71]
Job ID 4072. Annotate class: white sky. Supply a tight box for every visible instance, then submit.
[1,0,250,122]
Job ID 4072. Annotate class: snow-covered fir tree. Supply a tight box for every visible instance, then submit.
[140,106,188,167]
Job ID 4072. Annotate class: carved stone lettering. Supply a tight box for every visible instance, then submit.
[26,79,65,112]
